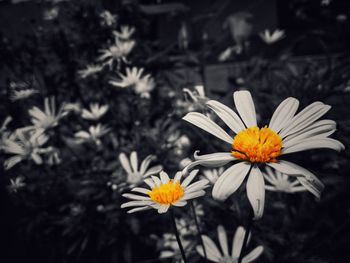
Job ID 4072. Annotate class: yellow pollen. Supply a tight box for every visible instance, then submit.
[148,180,184,205]
[232,126,282,163]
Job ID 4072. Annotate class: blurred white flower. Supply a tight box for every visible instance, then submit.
[196,225,264,263]
[113,25,135,41]
[218,45,242,61]
[81,103,109,121]
[119,151,162,185]
[29,97,68,130]
[46,147,61,165]
[321,0,331,6]
[264,167,306,193]
[99,39,135,68]
[8,176,26,193]
[78,64,103,79]
[1,116,12,133]
[2,128,50,169]
[10,89,39,101]
[183,84,207,104]
[121,170,209,214]
[109,67,144,88]
[259,29,285,44]
[100,10,117,27]
[63,102,82,113]
[74,124,110,145]
[43,7,59,20]
[202,167,225,184]
[134,75,155,98]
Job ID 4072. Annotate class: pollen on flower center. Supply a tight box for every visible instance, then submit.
[148,180,184,205]
[232,126,282,163]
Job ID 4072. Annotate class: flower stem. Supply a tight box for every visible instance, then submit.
[190,202,208,263]
[170,209,188,263]
[238,209,254,263]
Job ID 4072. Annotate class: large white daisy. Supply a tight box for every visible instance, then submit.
[183,90,344,219]
[121,170,209,214]
[196,225,263,263]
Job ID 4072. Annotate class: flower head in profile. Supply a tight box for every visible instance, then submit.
[2,128,50,169]
[196,225,263,263]
[119,151,162,185]
[121,170,209,214]
[99,39,135,68]
[259,29,285,44]
[10,89,39,101]
[81,103,109,121]
[183,90,344,219]
[8,176,26,193]
[113,25,135,41]
[99,10,117,27]
[78,64,103,79]
[264,167,306,193]
[29,97,68,130]
[74,124,110,146]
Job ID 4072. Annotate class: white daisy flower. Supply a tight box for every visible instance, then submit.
[134,75,155,98]
[109,67,145,88]
[118,151,162,185]
[259,29,285,44]
[74,124,110,145]
[8,176,26,193]
[2,128,50,169]
[183,90,344,219]
[203,167,225,185]
[78,64,103,79]
[81,103,109,121]
[121,170,209,214]
[99,10,117,27]
[10,89,39,101]
[29,97,68,130]
[264,167,306,193]
[196,225,264,263]
[98,39,135,68]
[113,25,135,41]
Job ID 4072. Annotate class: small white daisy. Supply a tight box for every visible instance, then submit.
[98,39,135,68]
[29,97,68,130]
[119,151,162,185]
[8,176,26,193]
[81,103,109,121]
[183,90,344,219]
[10,89,39,101]
[113,25,135,41]
[196,225,264,263]
[121,170,209,214]
[74,124,110,146]
[2,128,50,169]
[109,67,145,88]
[264,167,306,193]
[78,64,103,79]
[259,29,285,44]
[99,10,117,27]
[134,75,155,98]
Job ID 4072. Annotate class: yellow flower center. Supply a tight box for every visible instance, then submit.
[148,180,184,205]
[232,126,282,163]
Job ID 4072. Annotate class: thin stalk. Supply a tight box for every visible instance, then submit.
[190,202,208,263]
[238,209,254,263]
[169,209,188,263]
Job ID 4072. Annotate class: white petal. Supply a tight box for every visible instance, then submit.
[242,246,264,263]
[233,90,257,127]
[139,155,155,174]
[200,235,222,262]
[181,169,199,187]
[174,171,183,182]
[122,193,150,201]
[160,171,170,184]
[212,162,251,201]
[232,226,245,258]
[182,190,206,201]
[183,112,233,144]
[269,97,299,132]
[131,187,150,195]
[119,153,132,174]
[217,225,229,256]
[157,204,170,214]
[267,161,302,176]
[130,151,139,173]
[151,176,161,187]
[279,102,331,138]
[172,200,187,207]
[185,179,209,193]
[143,165,163,177]
[127,206,152,213]
[246,167,265,220]
[206,100,245,133]
[144,178,155,188]
[121,200,153,208]
[282,138,345,154]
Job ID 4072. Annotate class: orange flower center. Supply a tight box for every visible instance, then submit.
[232,126,282,163]
[148,180,184,205]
